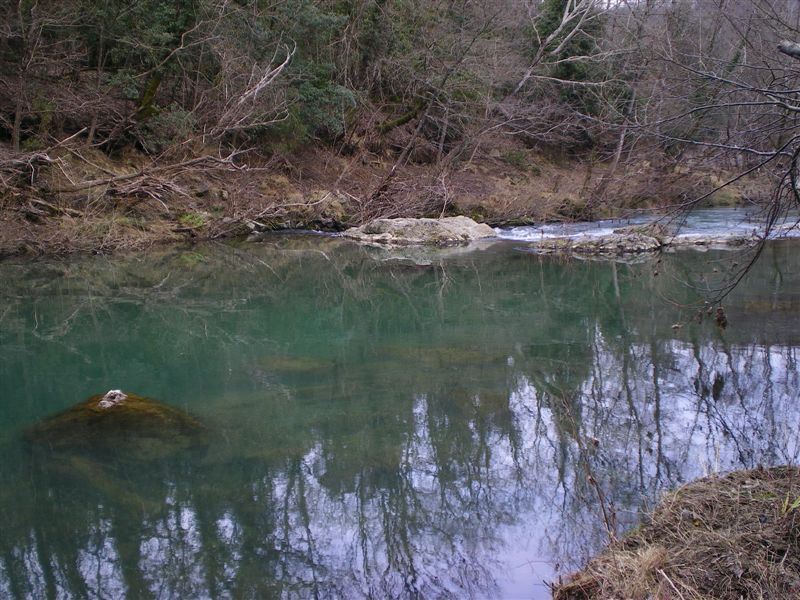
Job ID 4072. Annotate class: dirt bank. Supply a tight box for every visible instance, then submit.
[0,138,768,257]
[553,466,800,600]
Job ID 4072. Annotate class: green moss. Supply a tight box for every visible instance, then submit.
[501,150,544,177]
[178,212,208,228]
[705,187,740,207]
[26,392,208,461]
[135,75,162,120]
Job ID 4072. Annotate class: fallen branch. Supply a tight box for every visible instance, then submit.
[27,198,84,217]
[51,154,245,194]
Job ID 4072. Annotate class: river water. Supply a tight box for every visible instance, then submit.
[1,218,799,599]
[496,206,800,242]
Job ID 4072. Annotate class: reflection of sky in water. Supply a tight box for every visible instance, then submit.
[0,234,799,599]
[6,340,796,598]
[80,518,126,599]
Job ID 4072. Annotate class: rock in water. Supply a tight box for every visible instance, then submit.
[343,216,495,245]
[26,391,207,461]
[521,225,758,260]
[530,233,662,256]
[97,389,127,409]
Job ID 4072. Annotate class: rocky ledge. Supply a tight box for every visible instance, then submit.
[665,232,759,249]
[342,216,495,246]
[526,224,759,258]
[532,233,663,256]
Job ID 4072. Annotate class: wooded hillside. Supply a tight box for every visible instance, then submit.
[1,0,799,253]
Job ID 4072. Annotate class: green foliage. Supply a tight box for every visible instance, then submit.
[133,105,196,153]
[782,494,800,515]
[502,150,543,175]
[258,1,355,141]
[296,75,357,140]
[0,0,632,157]
[178,212,208,229]
[80,0,200,71]
[503,150,528,170]
[355,0,389,86]
[290,0,349,47]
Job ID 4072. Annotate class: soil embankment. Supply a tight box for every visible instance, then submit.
[0,141,767,257]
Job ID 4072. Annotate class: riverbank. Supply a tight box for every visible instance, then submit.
[0,139,769,258]
[552,466,800,600]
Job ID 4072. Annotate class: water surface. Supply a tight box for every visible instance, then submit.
[1,234,799,599]
[496,207,800,241]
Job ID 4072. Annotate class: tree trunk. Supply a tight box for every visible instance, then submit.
[12,97,23,152]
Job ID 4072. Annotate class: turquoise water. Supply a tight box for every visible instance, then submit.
[1,234,800,599]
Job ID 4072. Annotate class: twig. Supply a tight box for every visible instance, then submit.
[658,569,688,600]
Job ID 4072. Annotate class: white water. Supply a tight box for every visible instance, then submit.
[496,207,800,242]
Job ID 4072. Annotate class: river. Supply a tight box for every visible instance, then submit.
[1,213,799,599]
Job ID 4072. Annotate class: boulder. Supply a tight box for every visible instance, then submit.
[343,216,495,246]
[26,390,207,462]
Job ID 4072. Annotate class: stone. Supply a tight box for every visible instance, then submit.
[26,391,208,462]
[530,233,662,256]
[667,233,758,248]
[342,216,495,246]
[97,389,127,409]
[524,228,759,259]
[613,222,673,242]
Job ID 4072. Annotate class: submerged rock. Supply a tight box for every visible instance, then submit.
[343,216,495,246]
[26,391,207,461]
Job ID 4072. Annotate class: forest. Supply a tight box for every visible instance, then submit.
[1,0,800,253]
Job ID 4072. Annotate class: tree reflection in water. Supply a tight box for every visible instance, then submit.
[0,238,798,598]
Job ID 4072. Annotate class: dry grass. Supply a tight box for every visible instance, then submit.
[0,135,775,257]
[553,466,800,600]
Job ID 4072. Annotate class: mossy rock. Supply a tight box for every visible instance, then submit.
[25,391,208,462]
